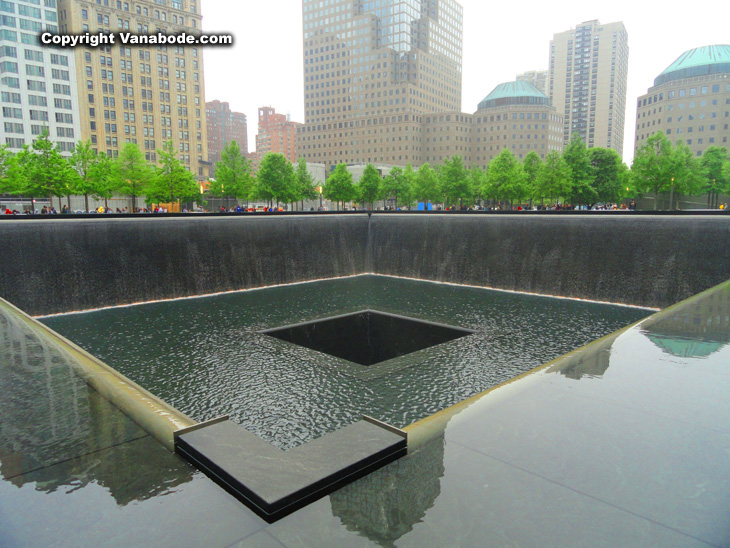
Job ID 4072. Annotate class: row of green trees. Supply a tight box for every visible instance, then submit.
[2,130,728,212]
[0,130,197,211]
[632,132,730,209]
[322,132,730,210]
[208,142,318,209]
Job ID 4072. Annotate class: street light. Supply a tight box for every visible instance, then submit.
[317,186,323,209]
[669,177,675,211]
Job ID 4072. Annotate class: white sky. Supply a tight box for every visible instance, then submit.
[202,0,728,164]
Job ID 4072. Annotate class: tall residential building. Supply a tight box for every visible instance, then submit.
[57,0,208,179]
[516,70,548,95]
[206,99,247,177]
[297,0,464,170]
[0,0,81,154]
[548,20,629,155]
[251,107,299,169]
[635,45,730,157]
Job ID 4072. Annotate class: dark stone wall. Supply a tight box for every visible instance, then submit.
[0,216,369,315]
[369,214,730,309]
[1,213,729,314]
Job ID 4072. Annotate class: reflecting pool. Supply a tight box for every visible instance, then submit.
[41,275,650,450]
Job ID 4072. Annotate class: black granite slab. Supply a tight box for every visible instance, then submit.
[174,416,407,522]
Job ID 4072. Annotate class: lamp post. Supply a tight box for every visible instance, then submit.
[317,186,323,209]
[669,177,675,211]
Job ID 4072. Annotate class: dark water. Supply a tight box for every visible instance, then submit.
[42,276,650,450]
[4,215,730,315]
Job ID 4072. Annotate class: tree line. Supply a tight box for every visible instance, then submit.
[1,130,728,212]
[0,129,197,212]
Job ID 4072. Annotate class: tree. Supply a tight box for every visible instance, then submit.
[211,140,253,208]
[68,140,101,212]
[535,151,572,204]
[10,130,74,210]
[357,163,382,209]
[148,140,198,205]
[562,135,596,207]
[698,146,730,209]
[294,157,318,210]
[0,145,13,196]
[523,151,542,205]
[323,163,356,210]
[255,153,297,207]
[413,163,440,208]
[439,156,470,207]
[382,166,412,208]
[669,140,703,209]
[468,164,485,206]
[631,132,675,210]
[589,147,625,206]
[88,152,115,210]
[114,142,152,211]
[484,149,526,207]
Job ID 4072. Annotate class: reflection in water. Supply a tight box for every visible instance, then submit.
[641,286,730,358]
[330,434,445,547]
[0,305,193,505]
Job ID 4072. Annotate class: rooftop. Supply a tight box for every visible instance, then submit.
[478,81,550,110]
[655,44,730,86]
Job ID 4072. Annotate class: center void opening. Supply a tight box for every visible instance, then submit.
[259,309,476,366]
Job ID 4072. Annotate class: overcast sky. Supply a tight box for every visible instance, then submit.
[201,0,728,164]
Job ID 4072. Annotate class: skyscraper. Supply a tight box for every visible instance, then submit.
[251,107,300,169]
[549,20,629,155]
[0,0,81,155]
[57,0,208,180]
[297,0,463,170]
[206,99,247,177]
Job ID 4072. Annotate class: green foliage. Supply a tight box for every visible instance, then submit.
[699,146,730,208]
[0,145,13,195]
[535,151,572,203]
[295,157,318,203]
[68,141,102,211]
[630,132,675,210]
[114,142,153,211]
[484,149,527,204]
[468,164,485,203]
[357,163,382,208]
[562,135,597,206]
[382,166,413,208]
[323,163,356,209]
[9,130,74,204]
[148,140,198,203]
[255,153,297,205]
[439,156,470,205]
[211,140,253,204]
[523,151,541,199]
[588,147,625,205]
[413,163,440,205]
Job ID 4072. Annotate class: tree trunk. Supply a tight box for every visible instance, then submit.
[84,193,89,213]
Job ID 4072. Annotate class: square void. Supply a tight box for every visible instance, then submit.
[259,309,475,366]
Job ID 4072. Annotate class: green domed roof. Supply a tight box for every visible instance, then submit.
[655,45,730,86]
[478,81,549,110]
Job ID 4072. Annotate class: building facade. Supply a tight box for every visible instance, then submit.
[516,70,548,95]
[0,0,81,154]
[297,0,464,170]
[206,99,247,177]
[471,81,563,165]
[57,0,208,179]
[251,107,299,169]
[635,45,730,157]
[548,20,629,155]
